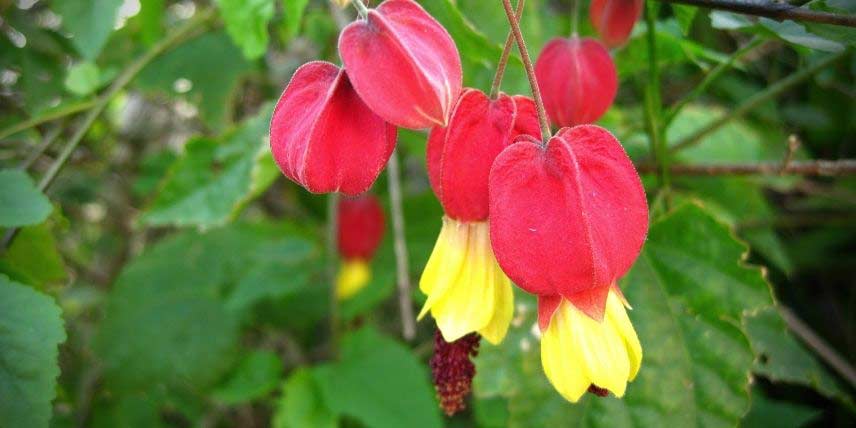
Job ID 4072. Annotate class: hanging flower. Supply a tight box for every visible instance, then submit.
[339,0,463,129]
[337,194,386,299]
[590,0,645,47]
[269,61,396,195]
[418,89,540,345]
[534,37,617,128]
[488,125,648,402]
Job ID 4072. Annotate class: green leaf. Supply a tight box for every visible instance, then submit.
[475,202,775,427]
[52,0,124,59]
[136,32,253,131]
[0,169,52,227]
[0,220,67,289]
[741,387,821,428]
[64,61,101,96]
[672,5,698,36]
[226,239,317,311]
[137,0,164,46]
[96,222,312,392]
[273,368,337,428]
[215,0,275,59]
[0,274,66,428]
[283,0,311,40]
[744,306,850,404]
[141,104,278,228]
[212,350,284,405]
[617,20,731,78]
[759,18,845,53]
[315,327,443,428]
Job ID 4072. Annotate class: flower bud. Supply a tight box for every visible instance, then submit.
[270,61,396,195]
[590,0,644,47]
[336,194,385,299]
[339,0,462,129]
[534,37,617,128]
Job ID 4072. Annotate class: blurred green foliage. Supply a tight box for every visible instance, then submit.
[0,1,853,427]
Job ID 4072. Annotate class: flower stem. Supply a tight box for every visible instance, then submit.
[501,0,551,144]
[351,0,368,18]
[489,0,526,100]
[387,149,416,341]
[327,193,341,355]
[570,0,580,37]
[643,3,670,190]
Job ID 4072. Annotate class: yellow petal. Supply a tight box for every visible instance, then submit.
[541,290,643,402]
[336,259,370,300]
[418,218,514,343]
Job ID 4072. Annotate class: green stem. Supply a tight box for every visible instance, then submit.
[327,193,341,355]
[501,0,551,144]
[570,0,580,37]
[0,99,96,141]
[386,149,416,341]
[351,0,369,18]
[671,49,849,154]
[490,0,526,99]
[665,37,767,126]
[643,3,670,189]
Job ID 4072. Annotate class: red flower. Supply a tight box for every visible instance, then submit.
[339,0,462,129]
[269,61,396,196]
[488,125,647,401]
[337,194,385,299]
[534,37,617,128]
[590,0,644,47]
[418,89,539,345]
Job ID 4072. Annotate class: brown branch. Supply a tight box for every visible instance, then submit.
[635,159,856,176]
[657,0,856,27]
[387,149,416,341]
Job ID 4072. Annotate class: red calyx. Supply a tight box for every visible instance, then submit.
[426,89,540,222]
[534,37,617,128]
[590,0,645,48]
[488,125,648,324]
[339,0,463,129]
[270,61,396,195]
[338,194,385,260]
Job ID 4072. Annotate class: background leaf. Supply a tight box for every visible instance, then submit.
[0,169,52,227]
[215,0,275,59]
[52,0,124,60]
[0,275,66,428]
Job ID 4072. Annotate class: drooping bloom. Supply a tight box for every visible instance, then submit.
[534,37,617,128]
[488,125,648,402]
[590,0,644,47]
[418,89,540,345]
[270,61,397,195]
[339,0,462,129]
[337,194,385,299]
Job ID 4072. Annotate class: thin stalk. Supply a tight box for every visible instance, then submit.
[387,149,416,341]
[570,0,580,37]
[0,99,96,141]
[501,0,551,144]
[327,193,341,355]
[489,0,526,99]
[21,125,63,170]
[665,37,767,126]
[351,0,369,18]
[671,49,849,153]
[643,3,670,189]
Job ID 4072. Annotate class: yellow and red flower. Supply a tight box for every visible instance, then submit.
[336,194,385,299]
[489,125,648,401]
[419,88,540,345]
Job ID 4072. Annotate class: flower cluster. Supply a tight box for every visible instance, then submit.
[269,0,648,414]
